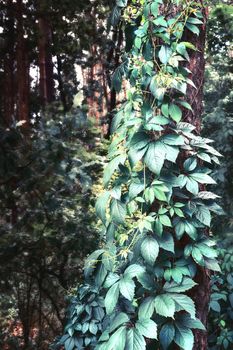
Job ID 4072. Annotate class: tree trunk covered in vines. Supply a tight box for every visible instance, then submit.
[183,8,210,350]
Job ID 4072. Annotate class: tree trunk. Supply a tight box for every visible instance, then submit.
[38,4,54,106]
[16,0,30,125]
[3,0,15,126]
[184,8,210,350]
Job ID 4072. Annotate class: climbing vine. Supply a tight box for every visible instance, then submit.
[55,1,222,349]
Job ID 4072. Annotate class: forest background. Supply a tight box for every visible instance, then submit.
[0,0,232,349]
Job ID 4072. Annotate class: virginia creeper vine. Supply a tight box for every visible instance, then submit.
[56,1,222,349]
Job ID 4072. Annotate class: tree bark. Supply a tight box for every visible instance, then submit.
[16,0,30,125]
[3,0,15,126]
[184,8,210,350]
[38,4,54,106]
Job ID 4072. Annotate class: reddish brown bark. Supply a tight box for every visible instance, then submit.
[3,0,15,125]
[185,9,210,350]
[16,0,30,124]
[38,6,54,105]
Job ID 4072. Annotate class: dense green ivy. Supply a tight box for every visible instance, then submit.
[55,1,222,349]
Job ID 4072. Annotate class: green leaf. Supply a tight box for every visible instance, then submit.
[144,142,165,174]
[136,319,157,339]
[157,233,174,253]
[185,23,200,35]
[164,277,197,293]
[126,328,146,350]
[159,45,172,64]
[104,154,126,186]
[138,297,155,320]
[159,214,172,227]
[109,313,130,333]
[204,258,221,272]
[96,191,111,223]
[170,293,196,318]
[104,272,120,288]
[110,199,126,225]
[169,104,182,122]
[141,237,159,265]
[105,282,120,314]
[154,294,175,318]
[162,134,185,146]
[186,177,199,195]
[119,276,135,301]
[116,0,128,7]
[151,2,159,17]
[108,326,127,350]
[159,323,175,350]
[124,264,145,278]
[195,206,211,226]
[190,173,216,184]
[174,324,194,350]
[177,315,206,330]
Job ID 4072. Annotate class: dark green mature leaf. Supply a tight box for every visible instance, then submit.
[105,282,120,314]
[141,237,159,265]
[174,324,194,350]
[154,294,175,318]
[96,191,111,223]
[110,199,126,225]
[159,323,175,350]
[104,154,126,186]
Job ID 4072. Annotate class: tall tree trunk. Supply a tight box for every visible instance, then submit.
[184,8,210,350]
[3,0,15,126]
[38,5,54,106]
[16,0,30,125]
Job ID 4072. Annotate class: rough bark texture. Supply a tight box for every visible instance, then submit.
[38,6,54,105]
[185,9,210,350]
[16,0,30,124]
[3,0,15,125]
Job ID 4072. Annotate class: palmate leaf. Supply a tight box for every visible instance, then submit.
[144,142,165,174]
[136,319,157,339]
[108,326,127,350]
[169,103,182,122]
[119,276,135,301]
[159,45,172,64]
[164,277,197,293]
[109,313,130,333]
[103,154,126,186]
[110,199,126,225]
[170,293,196,318]
[138,297,155,319]
[141,236,159,265]
[154,294,175,318]
[174,324,194,350]
[159,323,175,350]
[105,282,120,314]
[126,328,146,350]
[95,191,111,223]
